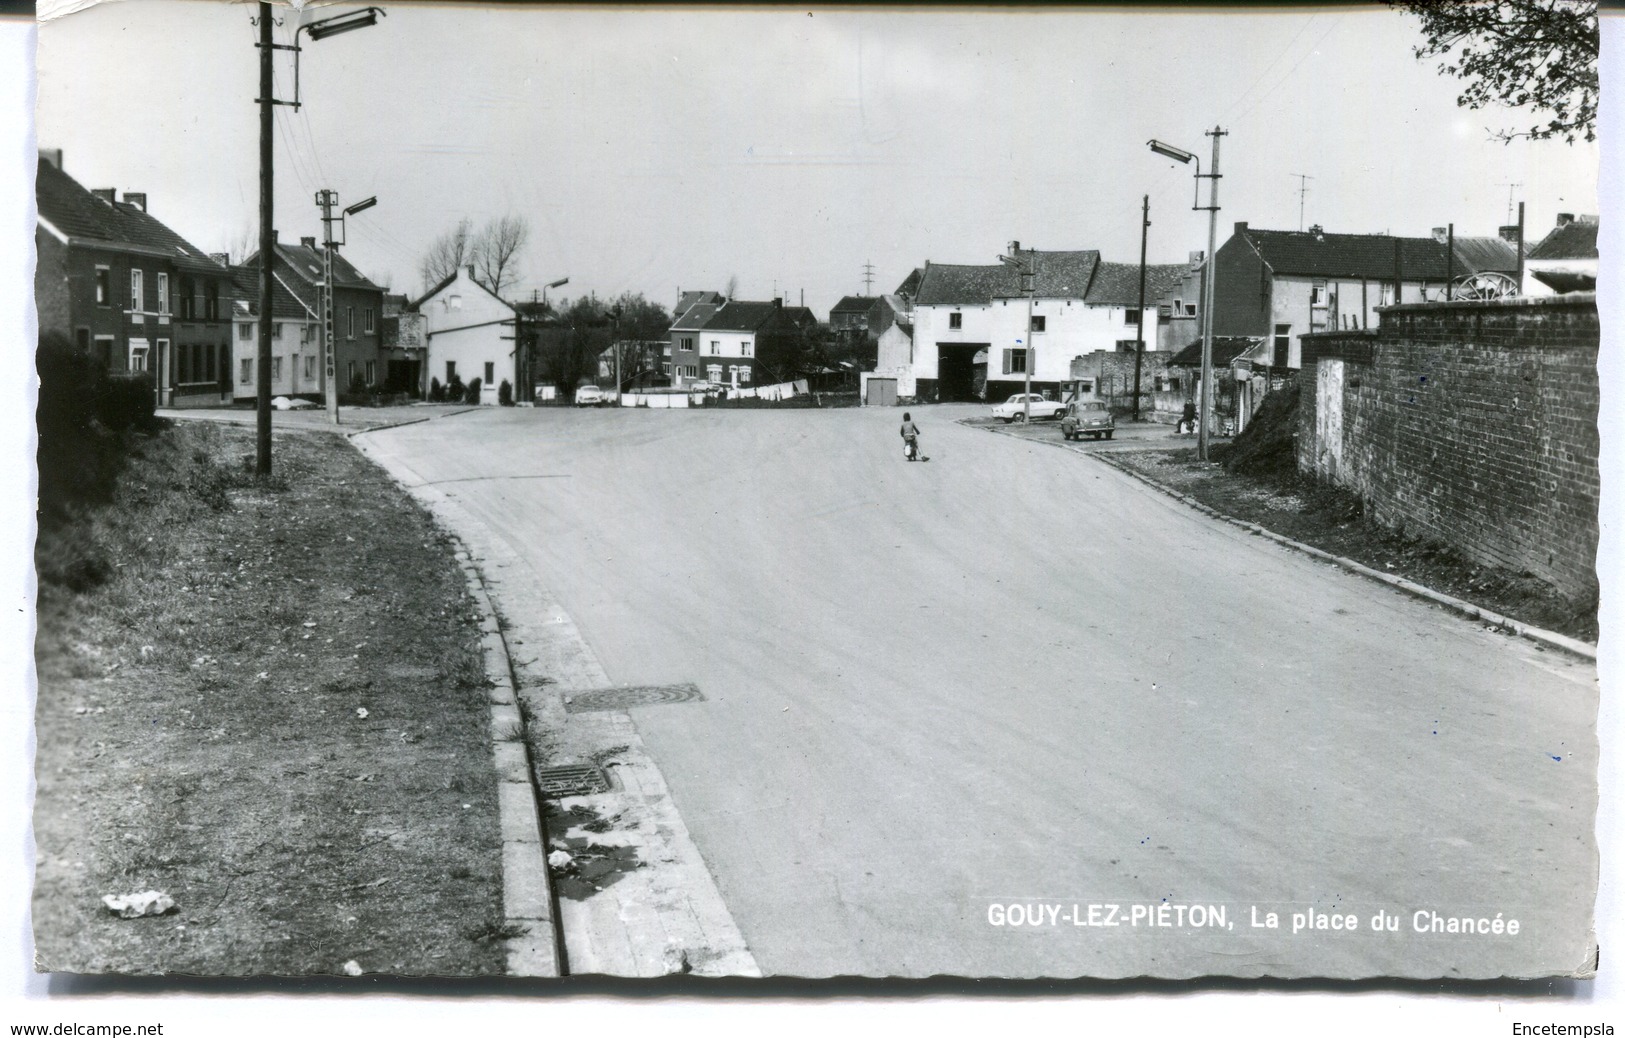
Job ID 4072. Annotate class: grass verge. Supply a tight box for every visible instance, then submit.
[33,421,509,976]
[1105,446,1598,644]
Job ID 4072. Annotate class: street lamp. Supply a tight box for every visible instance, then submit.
[998,242,1036,423]
[1148,127,1227,461]
[252,1,382,475]
[316,190,380,424]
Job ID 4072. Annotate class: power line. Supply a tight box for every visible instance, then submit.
[862,261,875,294]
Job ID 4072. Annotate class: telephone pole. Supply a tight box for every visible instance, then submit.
[1132,195,1149,421]
[254,2,274,475]
[317,189,340,424]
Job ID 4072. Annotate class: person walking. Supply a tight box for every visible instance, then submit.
[900,412,921,461]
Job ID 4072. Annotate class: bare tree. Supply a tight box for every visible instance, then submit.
[472,215,529,299]
[1391,0,1597,144]
[418,217,474,294]
[225,222,257,265]
[724,275,738,300]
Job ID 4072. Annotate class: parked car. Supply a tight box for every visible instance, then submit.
[992,392,1065,423]
[1060,400,1115,440]
[574,385,609,407]
[271,395,317,411]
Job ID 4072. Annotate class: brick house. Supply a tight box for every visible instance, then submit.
[674,298,815,389]
[668,291,726,387]
[380,292,427,395]
[243,235,385,394]
[1209,222,1520,373]
[35,150,234,407]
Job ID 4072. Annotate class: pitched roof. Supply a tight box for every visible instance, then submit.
[35,157,224,271]
[1238,226,1455,280]
[670,301,721,332]
[894,268,923,298]
[675,290,725,315]
[1083,261,1191,307]
[914,250,1101,306]
[831,295,877,315]
[228,264,316,320]
[697,300,786,332]
[1169,336,1264,368]
[1450,236,1520,275]
[264,240,381,291]
[1528,216,1598,261]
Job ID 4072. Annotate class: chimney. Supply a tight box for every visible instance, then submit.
[300,236,317,249]
[466,264,477,280]
[773,297,783,308]
[209,253,229,267]
[1188,250,1205,269]
[1556,213,1575,227]
[1431,226,1448,244]
[1498,225,1520,243]
[1233,221,1248,235]
[91,188,116,205]
[1308,223,1324,239]
[124,191,147,212]
[38,148,61,170]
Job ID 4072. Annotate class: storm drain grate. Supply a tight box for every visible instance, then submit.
[534,764,611,798]
[565,682,706,713]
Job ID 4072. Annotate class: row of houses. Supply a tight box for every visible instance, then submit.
[842,213,1596,423]
[34,151,419,408]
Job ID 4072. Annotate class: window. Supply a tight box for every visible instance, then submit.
[681,336,694,351]
[130,269,143,312]
[949,312,962,330]
[1311,280,1327,307]
[1031,315,1047,332]
[205,341,217,382]
[305,356,315,380]
[1001,348,1028,375]
[1077,378,1095,394]
[368,360,378,385]
[240,359,253,384]
[95,267,111,306]
[483,361,494,384]
[75,328,90,352]
[347,307,355,339]
[219,344,230,387]
[1123,309,1140,326]
[272,323,284,340]
[364,308,375,334]
[270,356,280,381]
[1273,323,1291,368]
[1172,297,1182,315]
[710,340,720,355]
[239,322,253,340]
[1115,339,1139,352]
[128,342,148,372]
[205,281,219,320]
[740,365,752,383]
[178,277,195,319]
[1185,301,1197,317]
[741,340,752,356]
[707,364,722,382]
[95,336,115,368]
[1154,373,1170,392]
[445,361,456,381]
[348,361,357,387]
[157,273,169,314]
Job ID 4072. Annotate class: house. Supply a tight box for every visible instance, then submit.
[228,262,321,401]
[245,235,386,394]
[598,339,672,390]
[380,292,427,396]
[671,297,815,389]
[1209,222,1520,372]
[830,295,877,344]
[1167,335,1267,434]
[667,291,726,387]
[904,247,1186,403]
[415,266,519,404]
[1525,213,1598,295]
[34,150,235,407]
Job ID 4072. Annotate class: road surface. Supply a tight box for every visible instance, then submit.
[361,404,1597,979]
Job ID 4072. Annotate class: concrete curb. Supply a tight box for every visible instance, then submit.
[452,546,564,978]
[961,417,1596,663]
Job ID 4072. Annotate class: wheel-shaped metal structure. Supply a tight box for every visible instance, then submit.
[1452,271,1519,301]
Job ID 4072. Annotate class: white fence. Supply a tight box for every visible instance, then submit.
[617,378,808,408]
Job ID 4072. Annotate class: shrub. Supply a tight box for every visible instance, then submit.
[447,375,465,402]
[349,371,367,394]
[429,377,444,403]
[498,379,513,406]
[465,378,482,404]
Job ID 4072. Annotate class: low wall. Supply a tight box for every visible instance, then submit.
[1298,296,1599,605]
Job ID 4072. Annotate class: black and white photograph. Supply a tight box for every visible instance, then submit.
[6,0,1623,1030]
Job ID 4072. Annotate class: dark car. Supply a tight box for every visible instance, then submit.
[1060,400,1114,441]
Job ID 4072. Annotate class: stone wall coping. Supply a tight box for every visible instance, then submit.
[1375,292,1596,315]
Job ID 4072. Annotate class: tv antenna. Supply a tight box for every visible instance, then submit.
[1291,173,1314,231]
[1497,182,1523,224]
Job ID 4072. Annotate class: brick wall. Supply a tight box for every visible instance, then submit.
[1298,297,1599,605]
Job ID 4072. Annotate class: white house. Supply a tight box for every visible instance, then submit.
[229,264,322,401]
[905,249,1188,403]
[415,265,518,404]
[1524,213,1598,296]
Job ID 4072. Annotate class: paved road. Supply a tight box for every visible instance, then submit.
[362,405,1597,979]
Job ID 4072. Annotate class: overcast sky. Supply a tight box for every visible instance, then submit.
[34,2,1601,314]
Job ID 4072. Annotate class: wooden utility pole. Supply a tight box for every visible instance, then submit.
[1132,194,1149,422]
[255,2,274,476]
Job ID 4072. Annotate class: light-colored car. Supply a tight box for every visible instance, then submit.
[992,392,1065,423]
[574,385,609,407]
[1061,400,1115,440]
[271,395,317,411]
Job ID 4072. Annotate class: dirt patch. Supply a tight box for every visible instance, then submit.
[32,421,508,976]
[1106,447,1597,644]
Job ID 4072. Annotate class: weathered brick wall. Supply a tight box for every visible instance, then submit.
[1298,297,1599,605]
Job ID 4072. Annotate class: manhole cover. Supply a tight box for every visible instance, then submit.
[565,682,705,713]
[534,764,610,798]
